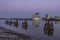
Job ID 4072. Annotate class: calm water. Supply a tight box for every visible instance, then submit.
[0,20,60,40]
[0,13,60,40]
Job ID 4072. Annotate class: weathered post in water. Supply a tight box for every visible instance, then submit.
[22,20,28,30]
[13,20,18,27]
[44,21,54,37]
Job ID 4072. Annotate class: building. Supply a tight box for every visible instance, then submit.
[32,13,41,26]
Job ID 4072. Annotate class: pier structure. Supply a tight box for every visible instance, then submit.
[0,13,60,21]
[0,13,60,26]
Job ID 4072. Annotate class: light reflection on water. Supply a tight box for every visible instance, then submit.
[0,20,60,40]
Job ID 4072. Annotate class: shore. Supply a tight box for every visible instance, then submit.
[0,26,39,40]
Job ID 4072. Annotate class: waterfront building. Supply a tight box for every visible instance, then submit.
[32,13,41,26]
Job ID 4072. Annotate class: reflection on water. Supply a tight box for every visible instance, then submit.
[5,20,18,27]
[44,21,54,37]
[55,21,60,24]
[5,19,12,25]
[2,20,60,40]
[12,20,18,27]
[22,20,28,30]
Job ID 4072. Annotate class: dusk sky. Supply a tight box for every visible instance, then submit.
[0,0,60,17]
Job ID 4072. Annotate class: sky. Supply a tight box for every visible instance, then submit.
[0,0,60,17]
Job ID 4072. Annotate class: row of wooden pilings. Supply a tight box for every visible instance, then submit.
[5,17,54,37]
[5,19,28,30]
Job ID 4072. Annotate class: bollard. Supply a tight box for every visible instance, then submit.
[44,21,54,37]
[22,20,28,30]
[13,20,18,27]
[5,19,12,25]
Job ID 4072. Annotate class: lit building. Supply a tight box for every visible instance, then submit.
[45,14,50,19]
[32,13,41,26]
